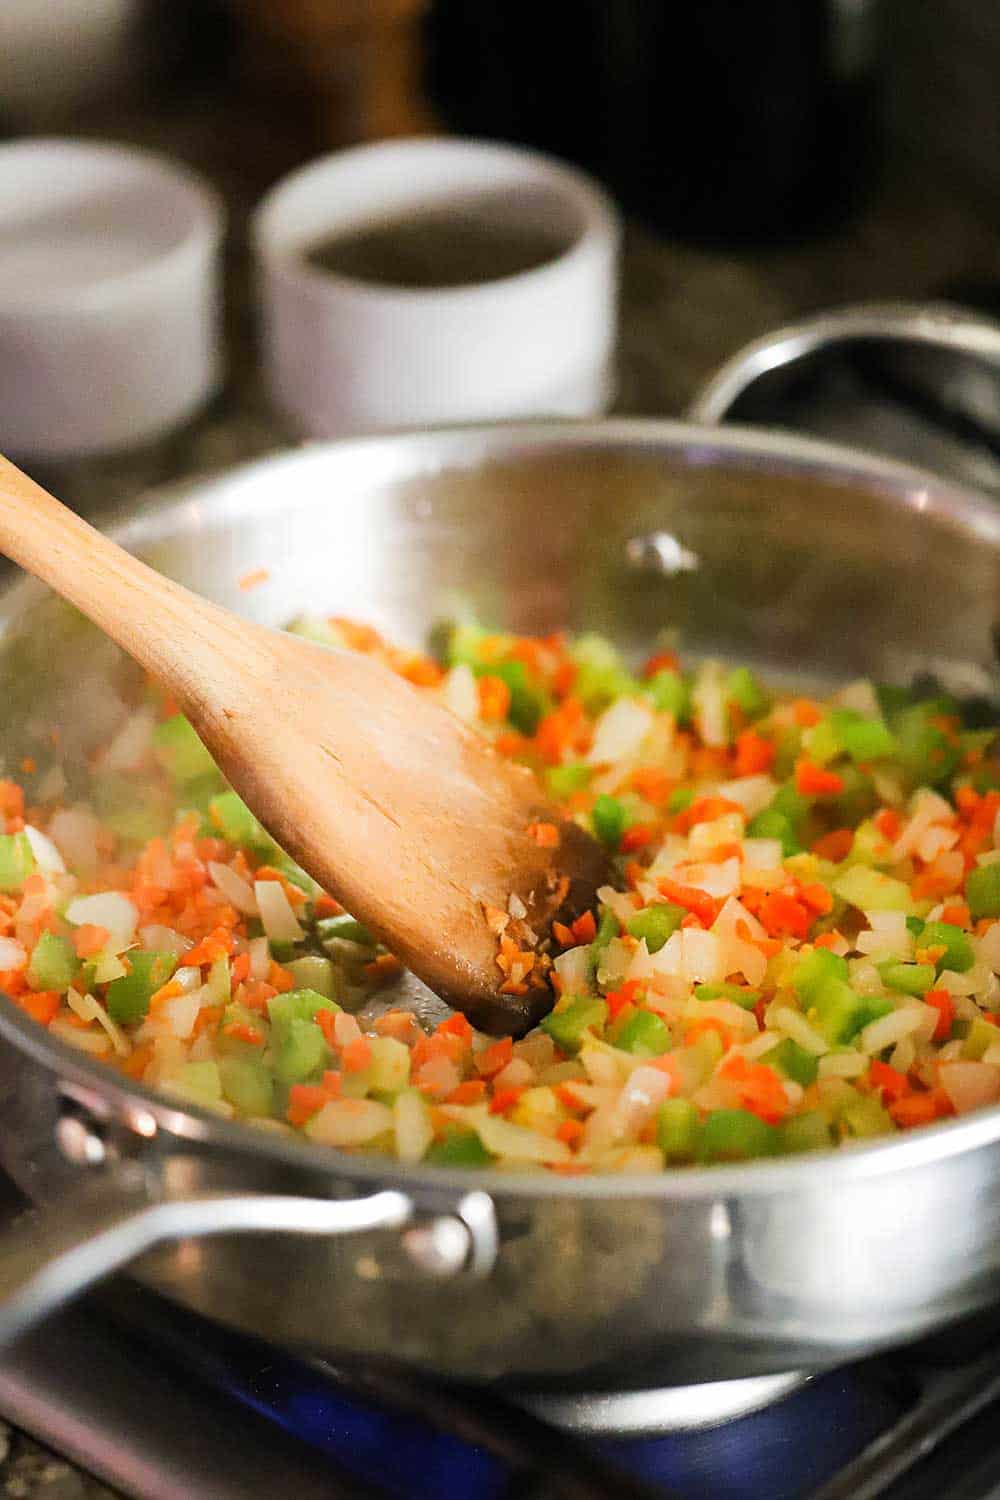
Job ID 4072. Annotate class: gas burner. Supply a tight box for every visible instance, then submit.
[518,1372,809,1434]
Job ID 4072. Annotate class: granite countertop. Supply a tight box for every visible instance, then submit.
[4,81,1000,1499]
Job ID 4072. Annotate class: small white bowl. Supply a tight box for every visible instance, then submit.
[253,138,620,437]
[0,139,224,459]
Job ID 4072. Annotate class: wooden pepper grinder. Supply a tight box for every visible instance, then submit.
[238,0,436,146]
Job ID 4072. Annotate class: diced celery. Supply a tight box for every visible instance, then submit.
[426,1129,494,1167]
[545,762,592,798]
[153,714,217,784]
[657,1098,700,1160]
[439,620,489,668]
[694,982,760,1009]
[802,716,841,766]
[541,996,608,1053]
[208,791,274,852]
[761,1037,818,1086]
[26,932,77,992]
[780,1110,833,1154]
[287,955,337,998]
[726,666,770,718]
[0,832,36,893]
[839,1091,893,1138]
[962,1016,997,1060]
[317,914,376,949]
[644,670,691,721]
[275,1017,328,1083]
[614,1010,671,1056]
[591,795,627,849]
[792,948,849,1004]
[627,903,684,953]
[667,787,694,815]
[218,1002,268,1053]
[172,1060,223,1106]
[219,1056,274,1117]
[106,951,177,1024]
[878,961,935,996]
[368,1036,411,1094]
[92,774,172,843]
[919,921,974,974]
[832,865,913,913]
[830,764,878,825]
[267,989,341,1047]
[809,977,868,1044]
[699,1108,775,1162]
[894,703,961,789]
[591,907,620,952]
[967,863,1000,921]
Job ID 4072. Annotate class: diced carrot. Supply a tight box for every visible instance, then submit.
[238,567,270,592]
[552,660,578,698]
[315,1009,339,1047]
[811,828,854,862]
[657,878,719,928]
[552,921,575,947]
[799,882,834,915]
[718,1054,788,1123]
[436,1012,474,1045]
[630,768,675,806]
[556,1118,585,1145]
[814,930,845,950]
[868,1059,911,1102]
[223,1021,264,1046]
[314,893,344,918]
[674,795,744,834]
[792,699,822,727]
[924,988,955,1042]
[605,980,642,1022]
[526,821,560,848]
[229,952,251,987]
[475,1036,514,1077]
[373,1009,420,1044]
[193,1004,224,1037]
[874,808,902,841]
[267,961,295,993]
[15,990,60,1025]
[122,1043,154,1080]
[684,1017,736,1051]
[889,1089,952,1128]
[795,760,845,797]
[446,1080,488,1105]
[477,675,512,722]
[287,1084,328,1127]
[184,926,236,967]
[941,902,971,929]
[400,657,444,688]
[571,910,597,944]
[555,1083,588,1112]
[148,978,184,1009]
[73,924,110,958]
[342,1036,373,1074]
[733,730,776,777]
[364,953,403,983]
[758,891,812,939]
[239,979,278,1011]
[642,649,680,678]
[621,824,655,853]
[489,1087,524,1114]
[0,781,24,819]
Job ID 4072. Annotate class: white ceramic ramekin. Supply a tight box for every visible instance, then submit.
[0,139,224,459]
[252,137,620,437]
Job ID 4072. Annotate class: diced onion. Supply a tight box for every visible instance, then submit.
[23,825,65,874]
[101,706,155,772]
[65,892,137,951]
[67,989,130,1056]
[587,697,655,766]
[248,936,271,981]
[741,838,783,871]
[818,1051,868,1079]
[554,944,594,996]
[475,1112,571,1164]
[859,1005,930,1055]
[0,938,26,971]
[139,925,192,957]
[306,1099,394,1147]
[769,1005,830,1056]
[715,776,776,820]
[254,880,304,943]
[208,862,259,916]
[939,1061,1000,1115]
[394,1091,433,1163]
[442,663,478,722]
[675,857,740,900]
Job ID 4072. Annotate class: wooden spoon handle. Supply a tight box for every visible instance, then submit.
[0,454,255,705]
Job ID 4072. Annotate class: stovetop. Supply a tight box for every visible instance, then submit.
[2,1267,1000,1500]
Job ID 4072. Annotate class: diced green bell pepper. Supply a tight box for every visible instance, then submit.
[541,996,608,1053]
[839,1090,894,1138]
[780,1110,833,1154]
[91,773,173,844]
[208,791,274,852]
[171,1060,223,1106]
[762,1037,819,1086]
[644,670,691,721]
[592,907,620,952]
[614,1009,671,1056]
[0,832,36,893]
[545,762,592,798]
[894,703,961,789]
[591,794,628,849]
[219,1056,274,1117]
[699,1108,775,1162]
[477,659,551,734]
[967,862,1000,921]
[667,787,695,815]
[275,1017,328,1083]
[802,716,841,766]
[809,976,869,1044]
[153,714,217,784]
[962,1015,998,1060]
[106,951,177,1024]
[747,808,801,857]
[829,708,897,762]
[657,1098,700,1160]
[317,913,376,949]
[919,921,974,973]
[694,981,761,1009]
[627,903,684,953]
[426,1129,494,1167]
[27,931,77,992]
[286,955,337,998]
[878,961,935,996]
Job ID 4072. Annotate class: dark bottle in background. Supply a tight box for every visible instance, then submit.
[425,0,885,247]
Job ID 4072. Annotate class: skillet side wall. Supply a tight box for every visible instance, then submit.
[1,423,1000,1385]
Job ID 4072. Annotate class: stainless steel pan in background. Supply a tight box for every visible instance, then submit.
[1,306,1000,1394]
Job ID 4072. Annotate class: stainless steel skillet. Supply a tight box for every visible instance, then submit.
[1,417,1000,1392]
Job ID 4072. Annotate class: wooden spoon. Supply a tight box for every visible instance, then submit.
[0,455,611,1034]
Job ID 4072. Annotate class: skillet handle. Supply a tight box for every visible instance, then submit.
[0,1173,492,1349]
[687,300,1000,426]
